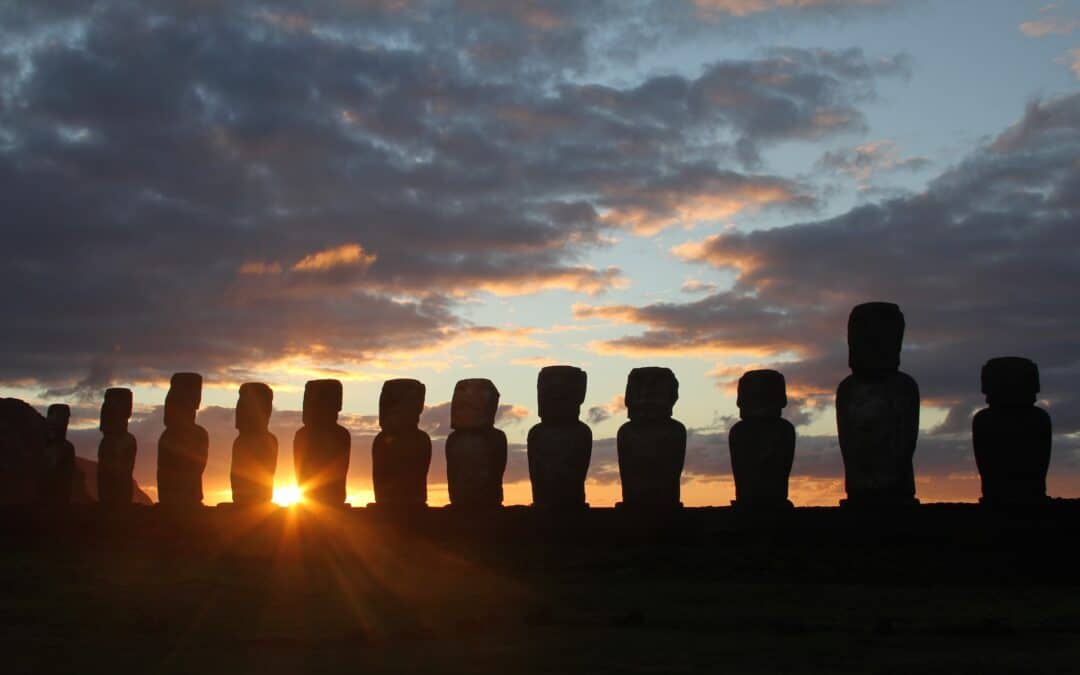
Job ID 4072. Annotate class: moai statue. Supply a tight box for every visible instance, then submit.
[527,366,591,510]
[372,379,432,508]
[98,388,137,505]
[617,367,686,509]
[445,379,507,509]
[157,372,209,507]
[293,379,351,505]
[973,357,1052,505]
[229,383,278,505]
[836,302,920,506]
[40,404,76,505]
[729,370,795,509]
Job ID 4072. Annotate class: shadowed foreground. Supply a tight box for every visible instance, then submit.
[4,504,1080,674]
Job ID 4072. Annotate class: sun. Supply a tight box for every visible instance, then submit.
[272,485,303,507]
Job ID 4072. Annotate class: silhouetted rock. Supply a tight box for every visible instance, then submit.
[617,367,686,509]
[157,373,209,507]
[372,379,431,508]
[230,383,278,505]
[445,379,507,509]
[0,398,48,504]
[40,404,76,506]
[836,303,920,506]
[73,456,152,505]
[294,379,350,505]
[527,365,591,510]
[98,387,138,506]
[973,357,1052,505]
[729,370,795,509]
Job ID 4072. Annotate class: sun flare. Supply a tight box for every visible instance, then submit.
[272,485,303,507]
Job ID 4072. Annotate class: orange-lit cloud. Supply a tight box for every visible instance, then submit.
[292,243,377,273]
[693,0,887,17]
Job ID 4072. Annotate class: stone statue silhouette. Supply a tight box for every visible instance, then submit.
[40,404,76,506]
[617,367,686,509]
[372,379,431,508]
[229,382,278,505]
[527,365,591,510]
[156,373,209,507]
[294,379,350,505]
[445,379,507,509]
[98,388,137,506]
[973,357,1052,505]
[729,370,795,510]
[836,303,920,506]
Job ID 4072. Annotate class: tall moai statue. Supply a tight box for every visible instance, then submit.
[973,357,1052,505]
[157,372,210,507]
[836,302,920,506]
[40,404,76,505]
[445,379,507,509]
[98,388,137,505]
[229,383,278,505]
[294,379,351,505]
[729,370,795,509]
[527,366,591,510]
[372,379,432,508]
[617,367,686,509]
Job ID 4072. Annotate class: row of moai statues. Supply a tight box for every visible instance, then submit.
[84,302,1053,509]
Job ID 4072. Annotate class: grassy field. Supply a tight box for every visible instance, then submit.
[3,504,1080,674]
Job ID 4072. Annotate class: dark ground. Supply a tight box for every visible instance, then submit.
[3,502,1080,674]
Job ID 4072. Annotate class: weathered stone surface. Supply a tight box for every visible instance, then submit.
[446,379,506,508]
[729,370,795,509]
[973,357,1052,505]
[157,373,209,507]
[372,379,431,507]
[617,367,686,509]
[528,366,591,509]
[98,387,137,506]
[230,383,278,505]
[294,379,350,505]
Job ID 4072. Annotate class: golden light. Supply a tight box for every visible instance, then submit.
[272,484,304,507]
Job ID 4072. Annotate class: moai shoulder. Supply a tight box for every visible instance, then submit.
[835,303,920,507]
[446,378,507,509]
[527,365,592,510]
[729,370,795,510]
[973,357,1052,505]
[230,382,278,506]
[157,372,209,507]
[372,378,432,508]
[98,387,137,506]
[617,367,686,509]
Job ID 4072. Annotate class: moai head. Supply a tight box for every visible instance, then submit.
[235,382,273,433]
[847,302,905,373]
[100,388,133,434]
[46,403,71,441]
[737,370,787,419]
[302,379,343,426]
[164,372,202,428]
[625,367,678,422]
[379,379,425,433]
[982,357,1039,407]
[451,379,499,431]
[537,365,587,424]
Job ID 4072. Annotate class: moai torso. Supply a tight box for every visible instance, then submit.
[835,303,920,505]
[230,383,278,505]
[972,357,1052,504]
[372,379,432,508]
[445,379,507,508]
[617,367,686,509]
[157,373,209,506]
[728,370,795,508]
[527,365,591,509]
[40,404,76,506]
[293,379,350,505]
[98,388,136,505]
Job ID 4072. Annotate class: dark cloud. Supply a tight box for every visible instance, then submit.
[0,1,906,390]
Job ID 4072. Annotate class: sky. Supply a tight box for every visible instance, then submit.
[1,0,1078,506]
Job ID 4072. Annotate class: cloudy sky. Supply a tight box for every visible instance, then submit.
[2,0,1078,506]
